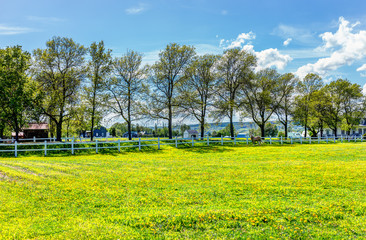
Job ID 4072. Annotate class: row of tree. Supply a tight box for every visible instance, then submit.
[0,36,365,141]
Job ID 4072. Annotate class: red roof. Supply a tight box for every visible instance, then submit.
[23,123,49,130]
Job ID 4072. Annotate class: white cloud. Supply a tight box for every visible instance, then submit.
[221,32,292,71]
[255,48,293,70]
[125,3,147,15]
[357,64,366,72]
[221,31,256,49]
[296,17,366,79]
[283,38,292,46]
[0,24,34,35]
[363,84,366,95]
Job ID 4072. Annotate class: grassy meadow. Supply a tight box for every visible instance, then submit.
[0,143,366,239]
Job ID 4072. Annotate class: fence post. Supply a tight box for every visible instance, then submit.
[175,136,178,148]
[158,137,160,150]
[354,135,356,143]
[334,135,336,143]
[300,136,302,144]
[234,136,236,145]
[33,136,36,143]
[326,136,328,144]
[72,139,74,155]
[221,135,223,146]
[14,141,17,157]
[270,136,272,145]
[44,140,47,156]
[291,137,293,145]
[318,135,320,144]
[362,135,363,142]
[11,137,14,143]
[139,137,141,151]
[54,137,56,142]
[309,136,311,144]
[341,135,343,143]
[96,140,98,154]
[192,136,194,147]
[207,135,209,146]
[117,139,120,152]
[281,136,283,145]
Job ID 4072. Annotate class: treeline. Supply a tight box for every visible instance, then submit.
[0,37,365,141]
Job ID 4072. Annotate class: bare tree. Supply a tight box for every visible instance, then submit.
[85,41,112,141]
[106,50,147,140]
[274,73,298,138]
[177,54,219,139]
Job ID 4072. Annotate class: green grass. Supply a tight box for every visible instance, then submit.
[0,143,366,239]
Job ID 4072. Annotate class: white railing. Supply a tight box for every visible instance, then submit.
[0,135,364,157]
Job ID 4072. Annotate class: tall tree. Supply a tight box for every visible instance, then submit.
[145,43,195,139]
[85,41,112,141]
[106,50,146,140]
[295,73,323,137]
[178,54,219,139]
[322,79,363,136]
[339,80,364,135]
[274,73,298,138]
[212,48,256,138]
[241,68,283,137]
[33,37,86,141]
[0,46,37,141]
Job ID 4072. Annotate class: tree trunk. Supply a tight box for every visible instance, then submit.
[168,104,173,139]
[200,122,205,140]
[56,121,62,142]
[128,121,132,140]
[90,114,95,142]
[284,122,288,138]
[260,124,265,138]
[229,108,234,138]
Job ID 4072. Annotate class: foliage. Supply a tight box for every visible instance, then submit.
[106,50,146,140]
[241,68,282,137]
[144,43,196,139]
[33,36,87,141]
[0,46,39,141]
[178,54,219,138]
[85,41,112,141]
[212,48,256,138]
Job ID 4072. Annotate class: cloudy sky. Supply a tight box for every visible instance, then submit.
[1,0,365,93]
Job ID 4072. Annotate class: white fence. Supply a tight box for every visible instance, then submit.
[0,135,364,157]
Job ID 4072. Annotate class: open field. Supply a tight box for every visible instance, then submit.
[0,143,366,239]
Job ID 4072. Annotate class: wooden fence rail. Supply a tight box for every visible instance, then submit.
[0,135,364,157]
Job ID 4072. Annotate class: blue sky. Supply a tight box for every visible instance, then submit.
[1,0,366,92]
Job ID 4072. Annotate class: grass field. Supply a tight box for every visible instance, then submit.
[0,143,366,239]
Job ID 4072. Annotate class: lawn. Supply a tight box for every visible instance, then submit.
[0,143,365,239]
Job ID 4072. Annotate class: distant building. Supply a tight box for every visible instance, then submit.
[323,118,366,137]
[85,126,109,138]
[184,130,199,139]
[12,123,49,139]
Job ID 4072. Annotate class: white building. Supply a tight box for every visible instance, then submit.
[183,130,199,139]
[324,118,366,136]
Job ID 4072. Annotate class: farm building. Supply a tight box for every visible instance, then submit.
[323,118,366,136]
[11,123,49,139]
[85,126,109,138]
[183,130,199,139]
